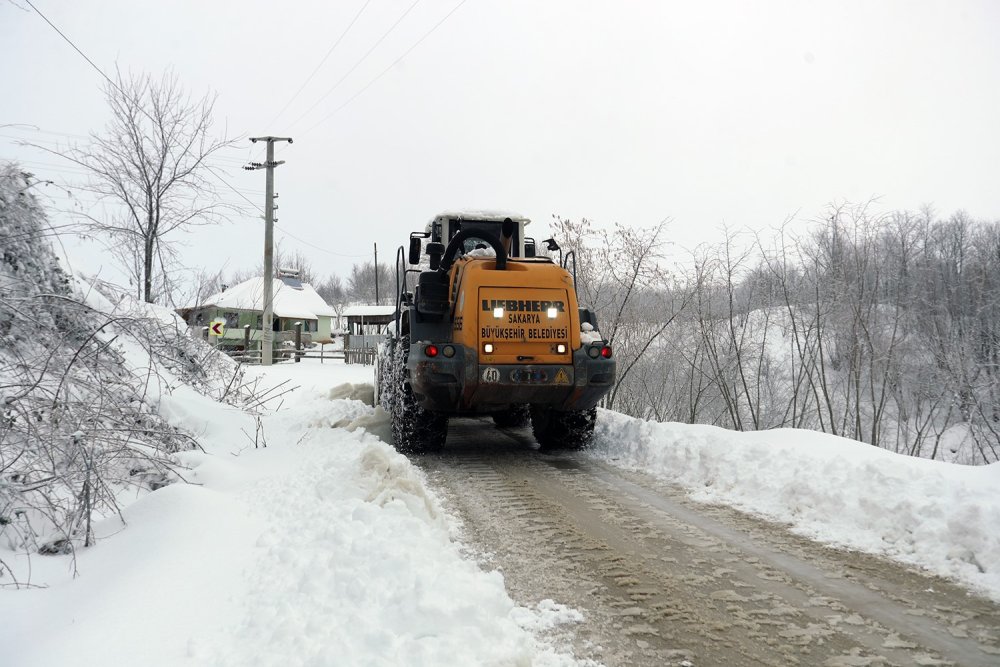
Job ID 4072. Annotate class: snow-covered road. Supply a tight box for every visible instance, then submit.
[425,419,1000,666]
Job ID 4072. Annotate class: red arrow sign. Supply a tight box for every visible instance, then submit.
[210,322,224,335]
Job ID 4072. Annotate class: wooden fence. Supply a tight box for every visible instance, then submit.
[343,348,377,365]
[224,346,347,365]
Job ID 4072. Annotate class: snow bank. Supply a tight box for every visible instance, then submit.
[195,438,537,666]
[0,358,588,666]
[189,382,588,667]
[588,410,1000,601]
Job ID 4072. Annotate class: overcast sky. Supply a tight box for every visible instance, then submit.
[3,0,999,288]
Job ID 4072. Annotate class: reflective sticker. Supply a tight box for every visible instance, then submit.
[554,368,570,385]
[482,367,500,384]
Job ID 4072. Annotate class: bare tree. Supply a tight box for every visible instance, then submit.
[176,265,227,310]
[549,216,692,411]
[543,203,1000,464]
[27,69,233,303]
[347,261,393,304]
[316,274,348,328]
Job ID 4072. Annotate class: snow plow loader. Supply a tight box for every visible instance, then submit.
[376,211,616,453]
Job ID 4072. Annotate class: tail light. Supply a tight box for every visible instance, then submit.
[425,344,439,357]
[600,345,613,358]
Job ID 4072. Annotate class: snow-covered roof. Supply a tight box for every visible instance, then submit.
[342,305,396,317]
[431,209,531,226]
[189,276,337,319]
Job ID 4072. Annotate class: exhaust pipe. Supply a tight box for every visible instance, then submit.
[501,217,514,257]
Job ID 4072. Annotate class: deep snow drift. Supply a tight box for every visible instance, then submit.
[588,411,1000,602]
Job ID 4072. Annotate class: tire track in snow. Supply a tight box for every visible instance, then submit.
[418,418,1000,667]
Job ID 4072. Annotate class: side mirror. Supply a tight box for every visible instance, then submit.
[408,237,422,265]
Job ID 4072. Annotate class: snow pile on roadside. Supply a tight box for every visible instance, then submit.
[588,410,1000,601]
[190,383,590,667]
[0,357,590,666]
[199,436,536,666]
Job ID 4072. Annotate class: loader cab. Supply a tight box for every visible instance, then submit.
[408,212,540,322]
[430,212,534,260]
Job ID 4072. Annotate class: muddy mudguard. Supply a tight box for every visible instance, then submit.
[530,406,597,451]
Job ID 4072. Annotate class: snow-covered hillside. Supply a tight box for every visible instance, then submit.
[1,165,221,559]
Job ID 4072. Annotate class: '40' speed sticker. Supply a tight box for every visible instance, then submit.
[482,367,500,383]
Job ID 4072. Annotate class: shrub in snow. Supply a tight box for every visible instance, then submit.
[552,209,1000,464]
[0,164,259,578]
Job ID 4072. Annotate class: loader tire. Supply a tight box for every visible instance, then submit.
[390,335,447,454]
[530,406,597,451]
[492,404,530,429]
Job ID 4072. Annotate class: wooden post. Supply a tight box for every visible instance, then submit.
[243,324,251,361]
[294,321,302,362]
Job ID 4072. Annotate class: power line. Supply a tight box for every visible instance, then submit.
[288,0,423,131]
[12,149,260,196]
[23,2,380,266]
[300,0,468,136]
[1,133,77,148]
[206,165,264,214]
[264,0,373,129]
[23,0,122,95]
[6,135,249,176]
[208,166,368,259]
[0,125,90,140]
[206,166,369,259]
[24,2,261,227]
[10,159,92,175]
[273,223,370,258]
[5,129,255,169]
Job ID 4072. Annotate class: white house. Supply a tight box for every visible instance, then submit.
[177,274,337,346]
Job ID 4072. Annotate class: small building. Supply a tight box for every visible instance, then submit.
[342,304,395,363]
[177,273,337,350]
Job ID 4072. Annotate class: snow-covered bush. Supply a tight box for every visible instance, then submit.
[0,163,256,579]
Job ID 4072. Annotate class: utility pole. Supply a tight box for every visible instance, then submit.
[245,136,293,366]
[374,242,379,305]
